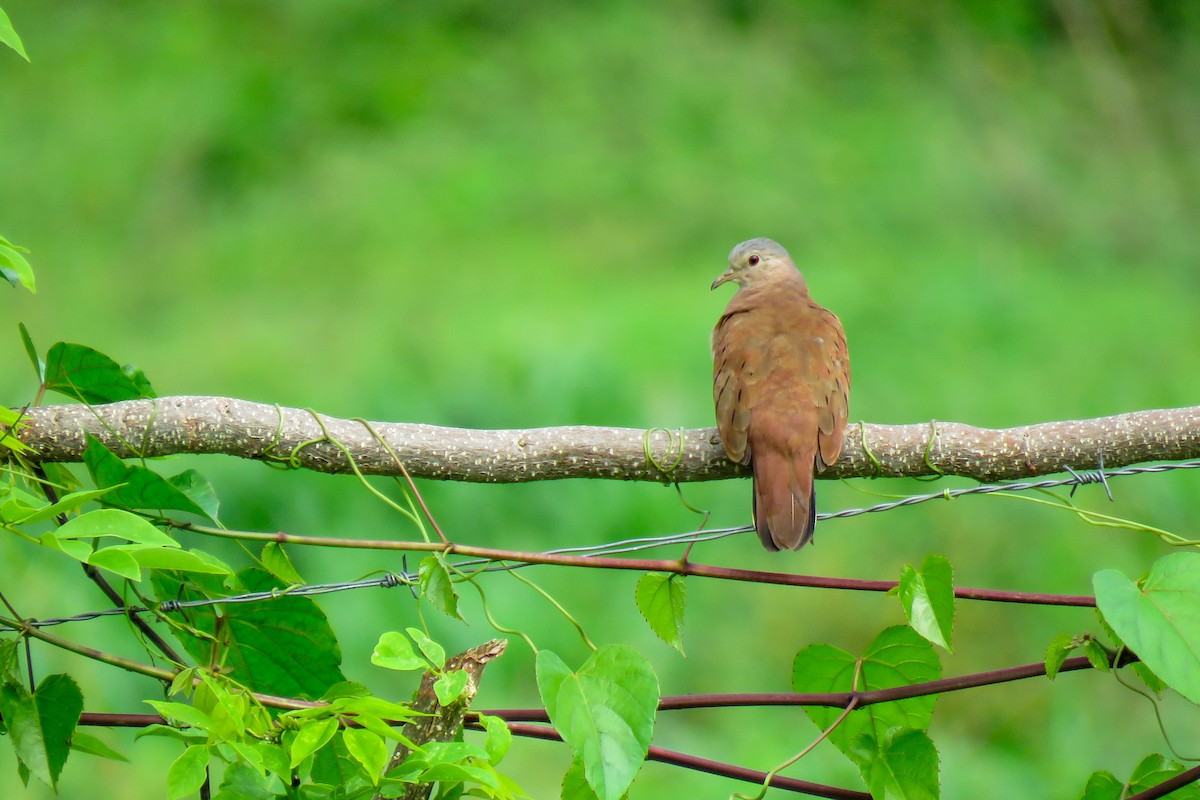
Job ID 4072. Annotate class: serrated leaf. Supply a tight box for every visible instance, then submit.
[43,342,155,403]
[1132,663,1168,696]
[419,554,463,621]
[261,542,303,586]
[168,745,211,799]
[1082,639,1111,673]
[342,728,388,784]
[793,626,941,764]
[372,631,427,672]
[310,731,370,790]
[859,727,940,800]
[635,573,686,655]
[154,568,345,699]
[83,436,208,518]
[0,676,83,791]
[898,554,954,652]
[1094,554,1200,702]
[536,645,658,800]
[434,670,469,706]
[33,674,83,787]
[1044,633,1078,681]
[406,627,446,669]
[562,756,605,800]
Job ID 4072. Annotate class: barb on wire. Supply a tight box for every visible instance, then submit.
[4,459,1194,633]
[817,458,1200,523]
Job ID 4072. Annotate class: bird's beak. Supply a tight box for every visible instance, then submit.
[711,269,735,291]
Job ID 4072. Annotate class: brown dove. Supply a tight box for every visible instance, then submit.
[711,238,850,551]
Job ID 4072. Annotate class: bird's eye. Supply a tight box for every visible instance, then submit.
[748,254,761,267]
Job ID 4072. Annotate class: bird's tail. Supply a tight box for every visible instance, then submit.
[751,446,816,551]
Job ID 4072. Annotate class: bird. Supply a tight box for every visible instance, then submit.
[711,238,850,551]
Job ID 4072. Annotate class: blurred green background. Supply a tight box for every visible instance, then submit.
[2,0,1199,797]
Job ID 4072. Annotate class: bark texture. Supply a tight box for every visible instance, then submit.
[8,396,1200,482]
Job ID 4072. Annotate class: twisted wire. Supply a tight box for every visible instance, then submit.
[4,459,1196,632]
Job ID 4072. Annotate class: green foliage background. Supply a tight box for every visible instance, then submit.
[2,1,1199,796]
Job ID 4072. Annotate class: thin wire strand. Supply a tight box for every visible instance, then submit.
[5,459,1196,632]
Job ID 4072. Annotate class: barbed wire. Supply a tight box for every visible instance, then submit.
[4,458,1196,632]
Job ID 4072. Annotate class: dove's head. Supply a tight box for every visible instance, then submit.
[711,238,803,291]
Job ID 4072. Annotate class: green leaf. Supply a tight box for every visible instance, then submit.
[406,627,446,670]
[168,744,211,799]
[15,486,116,525]
[1078,770,1122,800]
[898,554,954,652]
[87,545,144,579]
[43,342,155,403]
[0,405,33,455]
[1082,639,1111,673]
[1044,633,1078,681]
[154,568,346,699]
[0,9,29,61]
[792,626,941,763]
[125,545,231,574]
[1127,753,1200,798]
[372,631,427,671]
[1132,662,1168,696]
[477,713,512,765]
[39,532,93,563]
[168,469,221,522]
[18,323,42,381]
[536,645,658,800]
[419,554,463,621]
[561,756,606,800]
[145,700,216,732]
[1094,554,1200,702]
[33,674,84,787]
[0,675,83,791]
[215,759,284,800]
[858,727,940,800]
[0,241,34,290]
[134,724,207,745]
[434,670,469,705]
[55,507,177,545]
[290,718,340,768]
[342,728,388,784]
[69,731,129,762]
[309,731,370,791]
[83,436,209,518]
[635,573,686,655]
[261,542,303,585]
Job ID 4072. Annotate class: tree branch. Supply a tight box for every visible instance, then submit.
[13,396,1200,482]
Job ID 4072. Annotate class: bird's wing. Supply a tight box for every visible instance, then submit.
[810,307,850,471]
[712,308,753,465]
